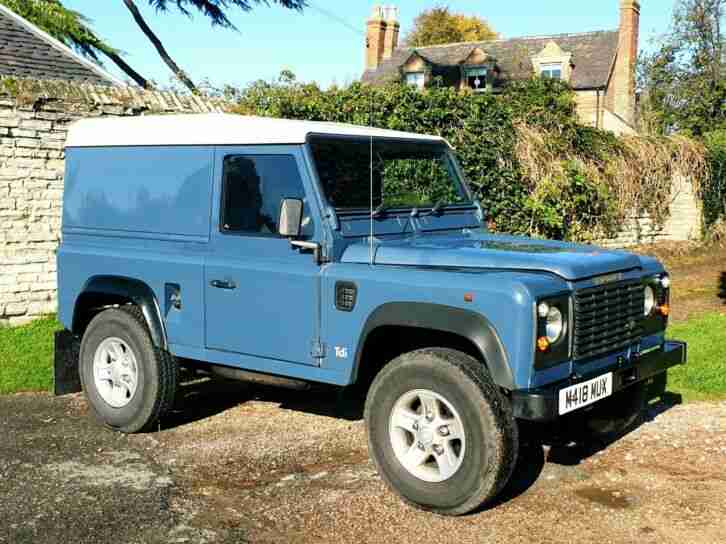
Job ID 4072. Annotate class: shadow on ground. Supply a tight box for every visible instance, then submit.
[545,392,682,466]
[719,271,726,303]
[162,377,363,430]
[161,375,683,514]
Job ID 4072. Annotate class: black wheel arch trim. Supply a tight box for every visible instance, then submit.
[353,302,514,390]
[72,275,168,351]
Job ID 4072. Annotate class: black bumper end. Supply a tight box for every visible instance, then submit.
[54,330,81,396]
[511,341,687,422]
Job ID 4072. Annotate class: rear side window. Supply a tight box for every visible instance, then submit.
[220,154,312,236]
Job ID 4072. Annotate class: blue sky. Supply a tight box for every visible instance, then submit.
[63,1,676,89]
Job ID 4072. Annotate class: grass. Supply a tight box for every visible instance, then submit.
[0,312,724,402]
[666,312,726,402]
[0,315,61,395]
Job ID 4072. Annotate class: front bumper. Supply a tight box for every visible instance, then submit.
[511,340,687,421]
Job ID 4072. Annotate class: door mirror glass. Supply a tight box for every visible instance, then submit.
[278,198,303,238]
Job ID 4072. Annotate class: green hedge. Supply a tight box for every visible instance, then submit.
[703,130,726,232]
[234,75,712,240]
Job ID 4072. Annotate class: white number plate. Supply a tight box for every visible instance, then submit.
[558,373,613,415]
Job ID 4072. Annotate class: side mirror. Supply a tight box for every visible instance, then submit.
[278,198,303,238]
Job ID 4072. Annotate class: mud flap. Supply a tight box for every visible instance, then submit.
[54,330,82,396]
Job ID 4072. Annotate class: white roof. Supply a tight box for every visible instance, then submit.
[65,113,449,148]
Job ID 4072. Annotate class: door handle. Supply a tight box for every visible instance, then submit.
[210,279,236,290]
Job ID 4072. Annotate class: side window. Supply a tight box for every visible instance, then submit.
[220,154,313,237]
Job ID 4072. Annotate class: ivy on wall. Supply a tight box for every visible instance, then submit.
[238,75,716,240]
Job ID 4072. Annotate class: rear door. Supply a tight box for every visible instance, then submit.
[204,145,322,366]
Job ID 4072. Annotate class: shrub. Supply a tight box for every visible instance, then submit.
[703,130,726,233]
[234,74,711,241]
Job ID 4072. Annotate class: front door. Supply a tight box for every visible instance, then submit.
[204,146,321,366]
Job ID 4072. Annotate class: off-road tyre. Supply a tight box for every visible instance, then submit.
[79,306,178,433]
[364,348,518,516]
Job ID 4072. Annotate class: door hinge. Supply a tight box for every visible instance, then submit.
[311,340,326,359]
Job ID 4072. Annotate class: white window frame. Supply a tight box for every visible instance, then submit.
[463,67,489,92]
[540,62,563,80]
[405,72,426,89]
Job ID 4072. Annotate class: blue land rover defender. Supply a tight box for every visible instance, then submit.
[55,114,686,515]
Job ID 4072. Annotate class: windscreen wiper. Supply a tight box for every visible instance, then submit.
[370,202,389,218]
[420,199,447,217]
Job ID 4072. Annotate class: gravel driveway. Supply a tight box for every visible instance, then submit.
[1,379,725,544]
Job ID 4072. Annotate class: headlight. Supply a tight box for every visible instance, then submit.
[544,306,564,342]
[644,285,656,316]
[535,296,570,364]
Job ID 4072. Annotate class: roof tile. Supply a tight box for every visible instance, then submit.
[363,30,619,90]
[0,8,116,85]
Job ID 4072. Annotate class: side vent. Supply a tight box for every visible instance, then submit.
[335,281,358,312]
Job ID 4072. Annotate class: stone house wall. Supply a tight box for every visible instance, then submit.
[574,90,638,136]
[0,79,226,324]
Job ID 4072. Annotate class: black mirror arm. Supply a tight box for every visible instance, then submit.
[290,240,323,265]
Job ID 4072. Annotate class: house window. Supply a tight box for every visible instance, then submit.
[405,72,425,89]
[540,63,563,80]
[464,67,488,91]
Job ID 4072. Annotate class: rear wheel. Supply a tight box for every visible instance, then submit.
[364,348,518,516]
[79,306,177,433]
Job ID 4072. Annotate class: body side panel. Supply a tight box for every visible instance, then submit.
[58,235,208,349]
[203,145,324,366]
[58,145,214,348]
[63,146,214,238]
[319,263,566,389]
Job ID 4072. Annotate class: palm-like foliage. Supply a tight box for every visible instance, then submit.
[2,0,307,93]
[125,0,306,94]
[0,0,150,87]
[148,0,306,29]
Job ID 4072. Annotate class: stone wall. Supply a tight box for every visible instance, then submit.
[600,175,702,247]
[0,79,227,324]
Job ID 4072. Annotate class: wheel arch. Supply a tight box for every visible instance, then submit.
[352,302,514,390]
[72,275,168,351]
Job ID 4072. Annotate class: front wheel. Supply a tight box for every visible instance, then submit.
[364,348,518,516]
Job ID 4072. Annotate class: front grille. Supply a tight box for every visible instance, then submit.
[573,279,645,360]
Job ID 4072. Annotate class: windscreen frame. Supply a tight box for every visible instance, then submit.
[305,133,475,215]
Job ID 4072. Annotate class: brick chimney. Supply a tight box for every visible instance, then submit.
[366,6,388,71]
[612,0,640,125]
[382,6,400,60]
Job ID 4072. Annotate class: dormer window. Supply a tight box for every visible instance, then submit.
[405,72,425,89]
[540,62,563,80]
[464,67,488,91]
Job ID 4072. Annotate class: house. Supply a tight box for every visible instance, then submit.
[362,1,641,134]
[0,4,121,86]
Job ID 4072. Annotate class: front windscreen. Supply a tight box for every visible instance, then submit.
[308,136,471,211]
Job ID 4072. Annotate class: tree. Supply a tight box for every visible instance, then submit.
[0,0,150,87]
[125,0,306,94]
[639,0,726,135]
[404,6,497,48]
